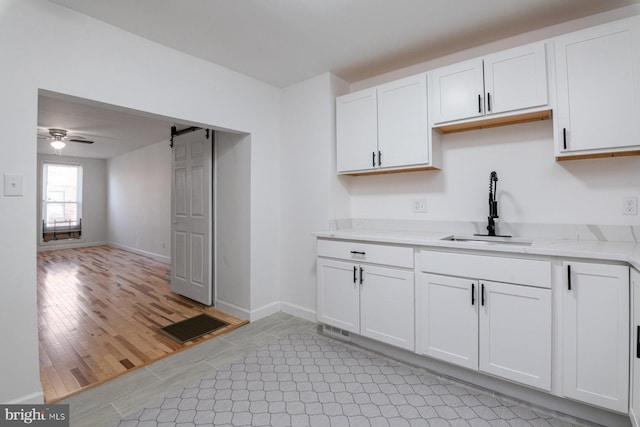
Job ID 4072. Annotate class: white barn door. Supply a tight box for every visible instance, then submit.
[171,129,213,305]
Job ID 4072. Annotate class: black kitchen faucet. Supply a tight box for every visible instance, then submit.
[475,171,510,238]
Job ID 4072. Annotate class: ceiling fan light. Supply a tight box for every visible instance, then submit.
[51,140,66,150]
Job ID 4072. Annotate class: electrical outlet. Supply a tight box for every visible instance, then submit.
[623,196,638,215]
[412,198,427,213]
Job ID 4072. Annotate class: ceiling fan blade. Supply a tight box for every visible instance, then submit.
[69,139,94,144]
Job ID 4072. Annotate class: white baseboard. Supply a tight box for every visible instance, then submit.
[249,301,281,321]
[280,302,316,322]
[632,408,639,427]
[37,240,107,252]
[215,300,250,321]
[108,242,170,264]
[5,391,44,404]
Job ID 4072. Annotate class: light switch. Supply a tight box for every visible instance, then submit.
[4,174,23,196]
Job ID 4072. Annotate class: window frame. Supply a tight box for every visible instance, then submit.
[40,160,83,244]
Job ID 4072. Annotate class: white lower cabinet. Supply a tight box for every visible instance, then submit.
[562,261,629,413]
[360,265,414,350]
[317,239,635,420]
[479,281,551,390]
[420,274,478,370]
[420,273,551,390]
[317,258,360,333]
[316,240,415,351]
[631,267,640,426]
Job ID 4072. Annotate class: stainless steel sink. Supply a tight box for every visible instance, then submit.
[441,235,533,246]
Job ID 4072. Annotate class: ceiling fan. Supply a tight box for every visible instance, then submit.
[37,128,94,153]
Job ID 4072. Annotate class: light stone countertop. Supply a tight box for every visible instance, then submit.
[315,229,640,271]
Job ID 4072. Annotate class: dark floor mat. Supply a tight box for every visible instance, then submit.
[160,313,229,343]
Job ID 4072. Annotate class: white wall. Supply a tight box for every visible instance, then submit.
[0,0,281,404]
[107,141,171,262]
[37,154,108,250]
[347,6,640,227]
[215,132,251,318]
[279,73,350,320]
[349,121,640,225]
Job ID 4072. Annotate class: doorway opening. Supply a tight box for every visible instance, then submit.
[36,90,250,402]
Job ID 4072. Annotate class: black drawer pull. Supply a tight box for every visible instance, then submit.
[487,93,491,112]
[471,283,475,306]
[353,266,357,283]
[563,128,567,150]
[567,264,571,291]
[350,251,365,255]
[478,94,482,113]
[636,325,640,359]
[481,283,485,306]
[359,267,364,285]
[372,151,376,167]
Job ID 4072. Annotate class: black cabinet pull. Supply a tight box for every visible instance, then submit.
[636,326,640,358]
[481,283,485,306]
[372,151,376,167]
[359,267,364,285]
[478,94,482,113]
[567,264,571,290]
[350,251,365,255]
[471,283,475,306]
[378,150,382,166]
[487,93,491,112]
[353,266,357,283]
[563,128,567,150]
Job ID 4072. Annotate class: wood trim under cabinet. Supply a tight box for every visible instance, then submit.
[341,165,440,176]
[556,149,640,161]
[434,109,552,134]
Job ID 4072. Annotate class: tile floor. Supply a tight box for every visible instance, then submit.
[63,313,591,427]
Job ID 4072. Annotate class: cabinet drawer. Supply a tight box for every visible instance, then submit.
[420,250,551,288]
[318,239,413,268]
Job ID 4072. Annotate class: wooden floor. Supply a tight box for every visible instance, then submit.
[37,245,247,403]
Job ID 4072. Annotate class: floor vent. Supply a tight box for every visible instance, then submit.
[322,324,351,342]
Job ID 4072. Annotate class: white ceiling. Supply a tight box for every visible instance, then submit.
[37,94,174,159]
[41,0,640,159]
[50,0,639,88]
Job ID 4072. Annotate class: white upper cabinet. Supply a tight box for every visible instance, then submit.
[554,16,640,159]
[377,76,429,169]
[429,42,548,125]
[484,43,548,115]
[336,73,433,175]
[429,58,485,123]
[336,88,378,173]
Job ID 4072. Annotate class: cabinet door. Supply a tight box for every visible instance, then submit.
[317,258,360,333]
[361,265,414,351]
[631,268,640,425]
[555,17,640,154]
[377,74,429,168]
[479,281,551,391]
[429,58,484,124]
[483,43,548,115]
[562,261,629,413]
[419,274,478,370]
[336,88,378,173]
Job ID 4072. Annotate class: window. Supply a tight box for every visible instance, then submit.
[42,163,83,242]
